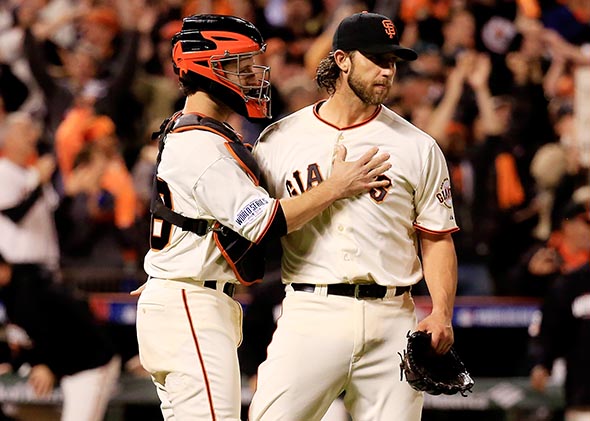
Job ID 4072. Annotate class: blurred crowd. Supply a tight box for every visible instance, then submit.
[0,0,589,418]
[1,0,589,298]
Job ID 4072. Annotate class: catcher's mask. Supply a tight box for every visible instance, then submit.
[172,14,271,120]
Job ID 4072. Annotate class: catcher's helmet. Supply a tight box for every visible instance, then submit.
[172,14,271,119]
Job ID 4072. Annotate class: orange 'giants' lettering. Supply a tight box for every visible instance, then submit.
[285,163,325,196]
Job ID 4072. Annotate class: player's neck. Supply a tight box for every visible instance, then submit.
[319,93,380,128]
[183,92,232,122]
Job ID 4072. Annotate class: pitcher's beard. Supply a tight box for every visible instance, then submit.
[348,75,391,106]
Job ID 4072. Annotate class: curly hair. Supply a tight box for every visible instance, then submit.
[178,73,200,96]
[173,61,200,97]
[315,53,341,96]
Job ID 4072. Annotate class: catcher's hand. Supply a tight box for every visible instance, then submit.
[399,330,474,396]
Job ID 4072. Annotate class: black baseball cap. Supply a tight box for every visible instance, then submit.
[332,12,418,61]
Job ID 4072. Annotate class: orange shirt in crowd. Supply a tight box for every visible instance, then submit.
[55,106,116,180]
[547,230,590,273]
[99,159,137,230]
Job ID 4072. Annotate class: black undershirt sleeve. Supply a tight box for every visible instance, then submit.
[259,203,287,245]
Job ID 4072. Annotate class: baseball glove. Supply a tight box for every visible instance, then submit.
[399,330,474,396]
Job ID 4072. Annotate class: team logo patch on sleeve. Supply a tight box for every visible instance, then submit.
[436,178,453,209]
[235,197,270,227]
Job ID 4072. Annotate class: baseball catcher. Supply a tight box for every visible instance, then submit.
[399,330,474,396]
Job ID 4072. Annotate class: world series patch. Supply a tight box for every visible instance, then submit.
[235,197,270,227]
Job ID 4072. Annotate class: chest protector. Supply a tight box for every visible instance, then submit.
[151,112,265,285]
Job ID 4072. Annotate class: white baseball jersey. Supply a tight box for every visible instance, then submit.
[254,102,458,287]
[139,122,279,420]
[143,127,280,282]
[0,158,60,270]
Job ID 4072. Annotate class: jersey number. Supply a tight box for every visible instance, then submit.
[370,175,391,203]
[150,178,173,251]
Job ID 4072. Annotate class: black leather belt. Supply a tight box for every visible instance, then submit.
[291,283,410,299]
[203,281,236,298]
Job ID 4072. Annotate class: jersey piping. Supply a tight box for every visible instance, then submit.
[413,223,460,235]
[312,100,382,130]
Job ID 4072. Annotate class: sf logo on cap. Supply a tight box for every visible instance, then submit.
[382,19,396,39]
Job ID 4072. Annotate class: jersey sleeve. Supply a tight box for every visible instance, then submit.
[413,142,459,234]
[194,156,280,243]
[252,128,279,198]
[0,165,39,208]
